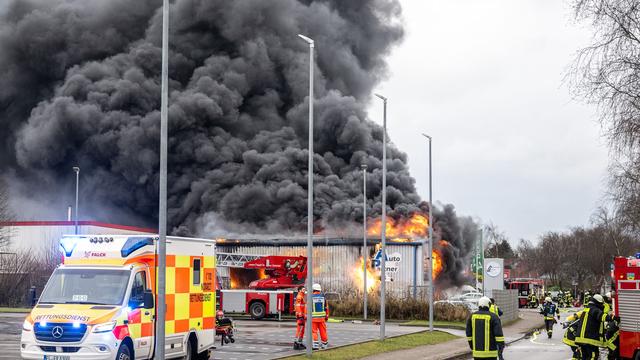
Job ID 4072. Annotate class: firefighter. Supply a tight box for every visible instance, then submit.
[605,315,620,360]
[540,296,560,339]
[575,294,606,360]
[311,283,329,350]
[529,293,538,308]
[489,298,503,318]
[293,286,307,350]
[466,296,504,360]
[603,292,612,315]
[583,291,591,307]
[562,309,584,360]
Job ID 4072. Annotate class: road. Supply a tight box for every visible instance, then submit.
[0,314,426,360]
[462,321,573,360]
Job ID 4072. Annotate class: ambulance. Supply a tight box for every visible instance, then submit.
[20,235,216,360]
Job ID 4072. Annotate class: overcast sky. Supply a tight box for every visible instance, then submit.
[372,0,609,242]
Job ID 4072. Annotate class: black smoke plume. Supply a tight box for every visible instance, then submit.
[0,0,477,286]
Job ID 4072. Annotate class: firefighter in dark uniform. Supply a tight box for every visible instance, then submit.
[562,309,584,360]
[540,296,560,338]
[466,296,504,360]
[575,294,607,360]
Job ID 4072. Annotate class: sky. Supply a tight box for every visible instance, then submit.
[372,0,609,242]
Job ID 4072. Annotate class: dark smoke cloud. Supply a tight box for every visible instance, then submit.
[0,0,479,286]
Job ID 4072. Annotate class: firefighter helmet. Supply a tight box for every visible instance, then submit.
[312,283,322,292]
[545,297,552,303]
[478,297,491,308]
[593,294,604,303]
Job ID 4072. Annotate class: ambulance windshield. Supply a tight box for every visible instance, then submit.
[39,268,131,306]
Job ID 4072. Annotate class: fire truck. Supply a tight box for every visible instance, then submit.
[21,235,216,360]
[216,253,306,319]
[613,254,640,359]
[507,279,544,308]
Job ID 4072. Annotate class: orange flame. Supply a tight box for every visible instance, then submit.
[351,256,378,293]
[432,250,443,279]
[367,213,429,239]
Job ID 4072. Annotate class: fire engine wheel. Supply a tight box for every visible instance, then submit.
[249,302,266,319]
[115,343,132,360]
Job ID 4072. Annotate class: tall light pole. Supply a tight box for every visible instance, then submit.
[298,33,314,356]
[374,93,387,341]
[154,0,170,357]
[361,163,368,320]
[422,133,434,332]
[72,167,80,234]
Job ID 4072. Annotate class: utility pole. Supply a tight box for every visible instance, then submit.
[298,33,315,356]
[154,0,169,357]
[374,93,387,341]
[72,167,80,235]
[361,164,368,320]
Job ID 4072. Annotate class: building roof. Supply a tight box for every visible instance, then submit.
[0,221,155,234]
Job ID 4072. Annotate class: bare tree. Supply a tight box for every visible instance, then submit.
[0,178,13,250]
[571,0,640,233]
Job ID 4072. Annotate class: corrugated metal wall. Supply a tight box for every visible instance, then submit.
[218,244,423,296]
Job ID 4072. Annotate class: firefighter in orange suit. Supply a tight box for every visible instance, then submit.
[293,286,307,350]
[311,283,329,350]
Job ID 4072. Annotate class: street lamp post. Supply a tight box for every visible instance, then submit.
[422,133,434,332]
[374,93,387,341]
[361,164,368,320]
[154,0,170,357]
[72,167,79,234]
[298,33,315,356]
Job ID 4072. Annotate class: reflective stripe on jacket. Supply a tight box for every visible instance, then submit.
[575,304,605,347]
[466,310,504,358]
[540,302,559,320]
[311,293,327,318]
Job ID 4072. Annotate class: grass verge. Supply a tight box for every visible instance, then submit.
[0,307,31,313]
[399,320,465,329]
[282,331,458,360]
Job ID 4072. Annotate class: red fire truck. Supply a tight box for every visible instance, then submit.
[613,254,640,359]
[507,279,544,308]
[217,254,307,319]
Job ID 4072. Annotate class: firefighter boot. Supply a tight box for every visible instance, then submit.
[293,342,300,350]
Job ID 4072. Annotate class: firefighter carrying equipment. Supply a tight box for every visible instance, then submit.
[311,290,329,350]
[563,311,583,360]
[466,309,505,359]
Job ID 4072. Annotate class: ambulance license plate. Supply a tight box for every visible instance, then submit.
[44,356,70,360]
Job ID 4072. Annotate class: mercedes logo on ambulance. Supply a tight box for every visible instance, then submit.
[51,326,64,339]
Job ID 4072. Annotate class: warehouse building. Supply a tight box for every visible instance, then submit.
[217,237,425,296]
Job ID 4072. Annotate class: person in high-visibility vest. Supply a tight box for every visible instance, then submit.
[562,309,584,360]
[293,286,307,350]
[466,296,504,360]
[311,283,329,350]
[539,296,560,339]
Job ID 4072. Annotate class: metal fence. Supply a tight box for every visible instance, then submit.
[492,289,519,323]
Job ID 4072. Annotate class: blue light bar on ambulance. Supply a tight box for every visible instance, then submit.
[636,252,640,259]
[60,236,82,257]
[120,237,154,258]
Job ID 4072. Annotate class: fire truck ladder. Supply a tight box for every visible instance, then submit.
[216,253,263,268]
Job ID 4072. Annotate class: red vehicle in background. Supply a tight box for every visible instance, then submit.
[613,254,640,359]
[218,254,307,319]
[507,279,544,308]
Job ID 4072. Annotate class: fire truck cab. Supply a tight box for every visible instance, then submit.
[20,235,216,360]
[613,254,640,360]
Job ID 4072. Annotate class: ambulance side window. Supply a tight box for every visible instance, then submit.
[193,259,201,285]
[130,271,147,307]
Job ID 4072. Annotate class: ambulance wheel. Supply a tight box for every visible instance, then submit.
[183,337,194,360]
[249,302,266,319]
[116,343,132,360]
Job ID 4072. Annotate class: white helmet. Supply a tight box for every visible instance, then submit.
[593,294,604,303]
[545,297,552,303]
[605,292,612,299]
[478,296,491,308]
[312,283,322,292]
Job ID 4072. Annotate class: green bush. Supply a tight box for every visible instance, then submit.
[330,293,470,322]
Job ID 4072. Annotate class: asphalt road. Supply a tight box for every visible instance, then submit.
[463,321,573,360]
[0,314,425,360]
